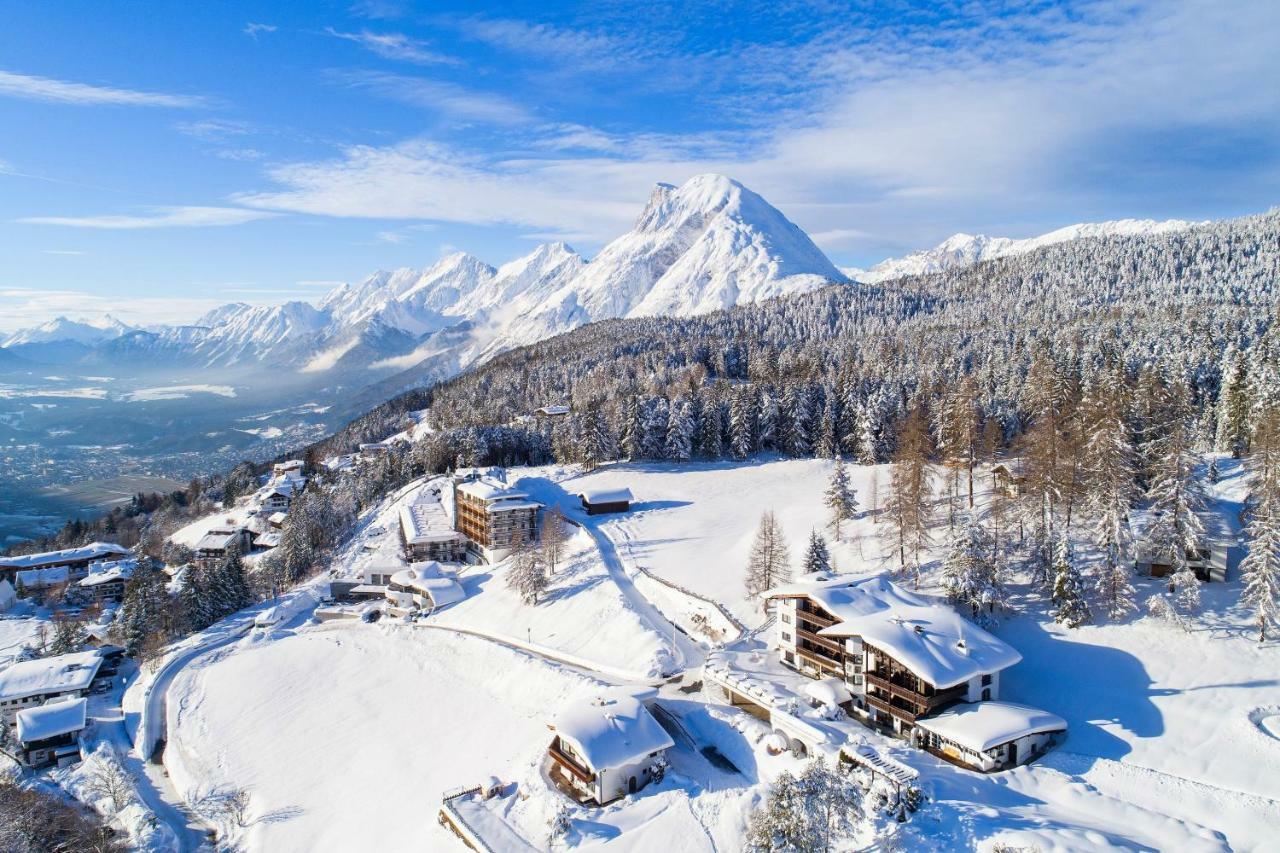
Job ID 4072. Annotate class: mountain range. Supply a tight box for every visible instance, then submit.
[1,174,1200,388]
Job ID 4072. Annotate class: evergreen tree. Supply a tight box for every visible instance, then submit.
[665,397,694,462]
[783,385,814,457]
[802,531,831,575]
[729,387,756,461]
[619,395,642,460]
[1144,376,1205,616]
[1241,409,1280,641]
[696,397,725,459]
[1051,535,1091,627]
[745,510,791,601]
[639,396,670,459]
[745,758,861,853]
[1214,342,1249,456]
[506,540,549,604]
[823,454,858,539]
[940,517,1003,621]
[1083,365,1139,619]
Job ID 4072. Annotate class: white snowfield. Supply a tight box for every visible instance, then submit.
[152,456,1277,852]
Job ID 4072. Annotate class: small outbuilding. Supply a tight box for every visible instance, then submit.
[579,487,633,516]
[914,701,1067,772]
[546,687,674,805]
[384,563,466,615]
[14,697,87,769]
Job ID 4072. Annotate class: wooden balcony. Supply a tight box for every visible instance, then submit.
[865,691,919,723]
[866,672,965,712]
[796,608,837,629]
[548,741,594,785]
[795,645,842,672]
[795,626,843,656]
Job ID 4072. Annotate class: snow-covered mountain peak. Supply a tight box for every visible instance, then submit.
[2,314,134,347]
[848,217,1203,283]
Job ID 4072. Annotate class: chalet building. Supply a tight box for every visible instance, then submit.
[359,441,391,459]
[257,483,296,514]
[384,563,466,616]
[579,487,634,516]
[398,496,466,563]
[272,459,305,478]
[536,404,571,418]
[990,464,1026,498]
[453,475,542,562]
[328,564,398,602]
[266,511,288,530]
[765,573,1052,754]
[0,651,103,725]
[546,687,673,806]
[193,526,254,569]
[1130,511,1230,582]
[914,701,1067,772]
[0,543,131,586]
[77,558,139,604]
[12,698,87,769]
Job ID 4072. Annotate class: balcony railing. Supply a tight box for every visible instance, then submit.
[795,645,842,671]
[795,626,843,655]
[865,692,919,723]
[548,742,594,784]
[796,608,837,628]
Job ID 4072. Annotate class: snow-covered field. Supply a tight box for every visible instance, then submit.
[150,455,1279,851]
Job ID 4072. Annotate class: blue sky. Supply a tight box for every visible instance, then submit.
[1,0,1277,332]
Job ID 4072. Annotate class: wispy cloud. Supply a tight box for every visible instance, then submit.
[325,27,456,65]
[17,206,277,229]
[0,288,233,334]
[332,70,532,125]
[40,249,87,256]
[0,70,205,108]
[243,22,278,39]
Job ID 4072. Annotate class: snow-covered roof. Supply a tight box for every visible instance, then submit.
[389,564,465,607]
[0,542,130,570]
[15,565,70,589]
[16,697,87,743]
[268,511,288,526]
[398,499,462,545]
[79,558,138,587]
[553,687,673,771]
[768,572,1022,689]
[914,701,1067,753]
[581,487,634,505]
[254,532,282,549]
[537,405,571,415]
[0,651,103,702]
[1128,506,1234,545]
[456,478,528,502]
[274,459,304,471]
[194,528,246,552]
[803,676,852,708]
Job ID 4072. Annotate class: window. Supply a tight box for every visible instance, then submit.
[781,632,792,643]
[781,613,791,624]
[981,674,992,686]
[784,652,794,664]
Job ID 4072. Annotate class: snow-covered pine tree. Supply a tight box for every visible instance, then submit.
[1051,534,1091,627]
[823,453,858,539]
[802,530,831,575]
[1241,408,1280,641]
[696,396,725,459]
[783,384,814,458]
[506,540,548,605]
[729,386,756,460]
[665,397,694,462]
[619,395,641,460]
[1214,342,1249,456]
[1082,364,1139,619]
[757,389,779,452]
[1144,375,1205,616]
[940,516,1003,621]
[745,758,861,853]
[816,394,839,460]
[745,510,791,602]
[639,396,669,459]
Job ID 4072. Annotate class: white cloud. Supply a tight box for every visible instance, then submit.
[41,249,87,256]
[17,206,277,229]
[234,0,1280,256]
[0,70,204,108]
[332,70,531,125]
[325,28,456,65]
[244,22,278,38]
[0,288,232,334]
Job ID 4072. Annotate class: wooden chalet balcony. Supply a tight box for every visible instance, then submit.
[795,608,837,629]
[795,645,842,671]
[795,626,843,656]
[548,741,594,785]
[865,692,919,723]
[865,673,966,712]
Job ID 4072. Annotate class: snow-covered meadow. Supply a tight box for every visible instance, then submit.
[152,456,1279,851]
